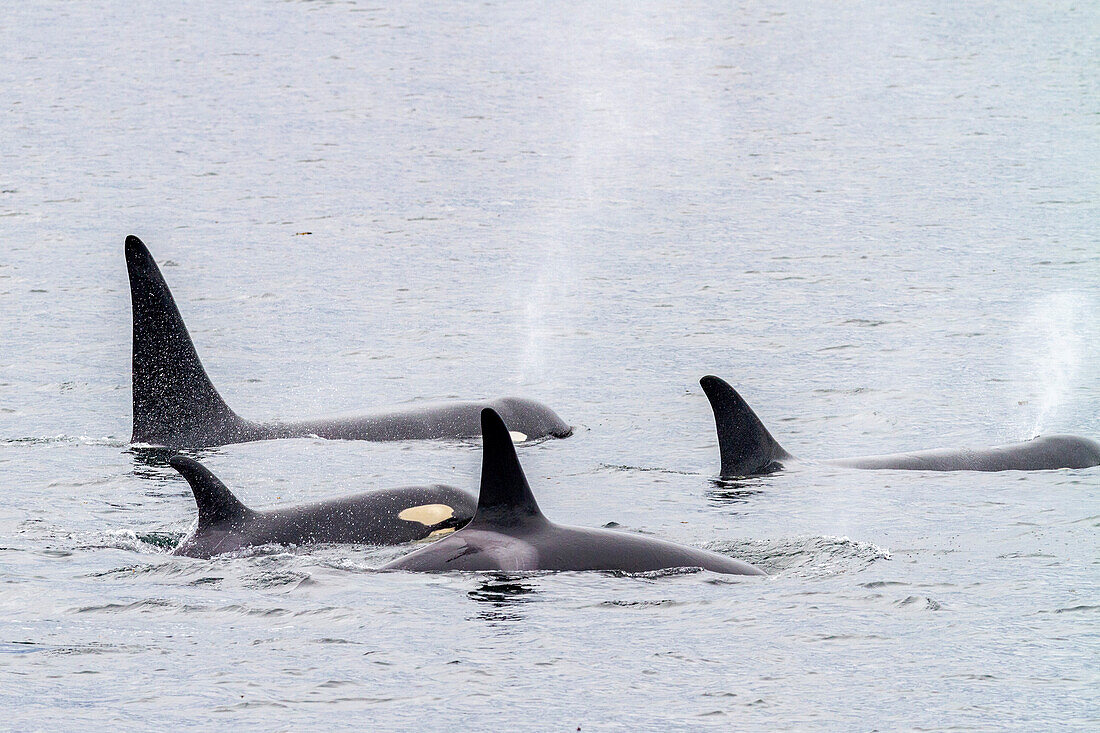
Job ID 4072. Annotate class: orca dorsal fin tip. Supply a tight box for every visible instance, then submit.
[124,235,157,274]
[700,374,742,400]
[168,455,251,527]
[475,408,544,524]
[700,375,791,477]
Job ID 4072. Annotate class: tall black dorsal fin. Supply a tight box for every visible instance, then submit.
[472,408,546,526]
[126,236,261,448]
[168,455,253,527]
[700,375,792,477]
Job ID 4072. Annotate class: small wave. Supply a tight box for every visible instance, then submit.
[0,641,47,655]
[468,575,540,605]
[611,566,708,580]
[136,532,181,550]
[1047,605,1099,614]
[76,529,184,554]
[246,570,316,589]
[598,598,682,608]
[707,477,767,504]
[895,595,942,611]
[708,535,891,577]
[73,599,204,614]
[89,562,176,579]
[597,463,697,476]
[0,640,147,656]
[72,598,351,619]
[837,318,899,327]
[0,435,128,448]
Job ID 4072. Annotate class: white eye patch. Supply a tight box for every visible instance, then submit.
[398,504,455,526]
[509,431,527,443]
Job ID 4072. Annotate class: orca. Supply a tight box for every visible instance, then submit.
[125,235,572,448]
[382,409,764,575]
[167,455,475,558]
[701,375,1100,476]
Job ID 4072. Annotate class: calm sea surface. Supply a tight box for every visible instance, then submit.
[2,1,1097,729]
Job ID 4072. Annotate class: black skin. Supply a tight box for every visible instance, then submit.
[700,375,1100,476]
[168,456,475,558]
[382,409,764,575]
[126,235,572,449]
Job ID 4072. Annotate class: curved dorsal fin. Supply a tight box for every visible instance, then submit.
[700,376,791,477]
[126,235,259,448]
[168,455,252,527]
[472,408,546,526]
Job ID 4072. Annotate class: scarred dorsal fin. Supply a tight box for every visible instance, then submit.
[472,408,546,527]
[700,375,791,477]
[168,455,253,527]
[126,235,262,448]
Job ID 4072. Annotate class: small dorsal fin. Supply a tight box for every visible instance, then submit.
[700,376,791,477]
[472,408,546,526]
[126,235,261,448]
[168,455,252,527]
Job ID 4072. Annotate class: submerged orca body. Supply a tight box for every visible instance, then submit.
[168,456,475,558]
[383,409,763,575]
[701,375,1100,476]
[126,236,571,448]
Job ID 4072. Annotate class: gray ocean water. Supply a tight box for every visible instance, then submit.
[2,1,1098,729]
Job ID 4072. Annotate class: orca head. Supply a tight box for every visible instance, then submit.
[487,396,573,440]
[1031,434,1100,469]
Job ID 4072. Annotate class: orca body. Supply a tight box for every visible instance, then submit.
[701,375,1100,476]
[168,456,475,558]
[126,236,572,448]
[382,409,763,575]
